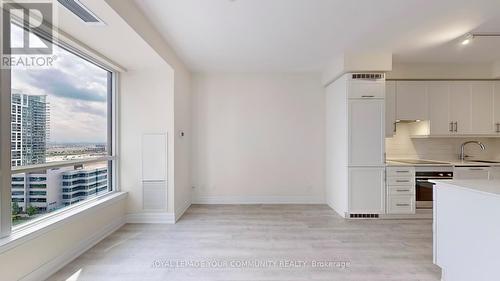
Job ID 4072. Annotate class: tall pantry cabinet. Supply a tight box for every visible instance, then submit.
[325,73,386,218]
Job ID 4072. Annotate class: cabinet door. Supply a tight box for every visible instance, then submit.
[348,99,385,166]
[489,167,500,180]
[396,81,428,121]
[493,81,500,134]
[348,80,385,99]
[428,81,451,135]
[385,81,396,137]
[449,82,471,134]
[453,167,490,180]
[349,167,385,214]
[470,81,494,134]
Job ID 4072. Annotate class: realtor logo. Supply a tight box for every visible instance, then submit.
[2,1,53,54]
[1,0,56,69]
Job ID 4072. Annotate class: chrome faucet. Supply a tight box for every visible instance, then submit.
[459,141,486,161]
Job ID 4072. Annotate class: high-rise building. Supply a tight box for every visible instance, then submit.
[11,90,49,167]
[10,91,108,214]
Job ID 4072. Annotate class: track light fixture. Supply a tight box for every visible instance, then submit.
[461,33,500,45]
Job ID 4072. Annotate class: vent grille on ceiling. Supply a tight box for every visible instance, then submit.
[57,0,104,24]
[351,73,385,80]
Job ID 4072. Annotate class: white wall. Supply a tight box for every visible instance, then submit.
[120,67,175,213]
[324,76,348,216]
[106,0,193,219]
[0,197,126,281]
[386,123,500,160]
[191,73,325,203]
[173,69,192,219]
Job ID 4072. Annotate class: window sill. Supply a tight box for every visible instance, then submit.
[0,191,127,254]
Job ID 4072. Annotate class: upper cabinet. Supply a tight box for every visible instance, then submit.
[449,82,472,134]
[470,81,494,134]
[427,81,450,135]
[396,81,428,121]
[493,81,500,134]
[392,80,500,137]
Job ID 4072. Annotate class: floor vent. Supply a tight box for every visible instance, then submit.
[57,0,104,24]
[349,214,379,219]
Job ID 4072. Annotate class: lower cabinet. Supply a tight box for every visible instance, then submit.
[490,167,500,180]
[386,166,416,215]
[387,195,415,214]
[453,166,490,180]
[348,167,385,214]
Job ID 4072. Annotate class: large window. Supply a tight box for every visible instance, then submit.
[5,22,116,228]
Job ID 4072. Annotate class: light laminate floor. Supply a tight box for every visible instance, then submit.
[48,205,441,281]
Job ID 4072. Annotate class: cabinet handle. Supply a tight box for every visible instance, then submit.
[396,180,410,183]
[396,189,410,192]
[496,123,500,133]
[396,203,410,207]
[395,171,409,173]
[454,122,458,132]
[361,95,375,98]
[469,168,485,171]
[449,122,453,132]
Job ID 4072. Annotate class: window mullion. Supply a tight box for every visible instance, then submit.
[0,67,13,238]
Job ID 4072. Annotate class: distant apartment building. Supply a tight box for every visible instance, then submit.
[11,90,49,167]
[61,166,108,206]
[12,166,109,212]
[12,169,64,213]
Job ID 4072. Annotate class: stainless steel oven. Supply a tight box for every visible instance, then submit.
[415,170,453,209]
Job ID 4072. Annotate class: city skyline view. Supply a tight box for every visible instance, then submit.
[11,24,109,144]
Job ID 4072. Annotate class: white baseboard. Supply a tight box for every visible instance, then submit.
[125,212,175,224]
[20,216,125,281]
[192,195,325,205]
[175,202,191,222]
[326,200,347,218]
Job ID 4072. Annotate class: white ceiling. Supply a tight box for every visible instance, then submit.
[55,0,166,70]
[135,0,500,72]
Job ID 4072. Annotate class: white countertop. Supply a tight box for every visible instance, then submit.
[430,179,500,197]
[386,159,500,167]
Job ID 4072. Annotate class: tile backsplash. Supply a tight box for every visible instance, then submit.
[386,123,500,161]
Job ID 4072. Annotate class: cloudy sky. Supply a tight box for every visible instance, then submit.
[11,25,109,144]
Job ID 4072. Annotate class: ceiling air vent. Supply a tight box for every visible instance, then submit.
[57,0,104,24]
[351,73,385,80]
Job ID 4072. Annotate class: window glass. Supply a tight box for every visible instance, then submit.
[9,24,113,227]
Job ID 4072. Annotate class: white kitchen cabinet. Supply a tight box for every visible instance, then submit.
[453,166,490,180]
[385,81,396,137]
[396,81,428,121]
[326,73,386,219]
[348,80,385,99]
[349,167,385,214]
[493,81,500,134]
[470,81,494,134]
[348,99,385,166]
[387,195,415,214]
[449,82,471,134]
[489,166,500,180]
[386,166,415,215]
[427,81,451,135]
